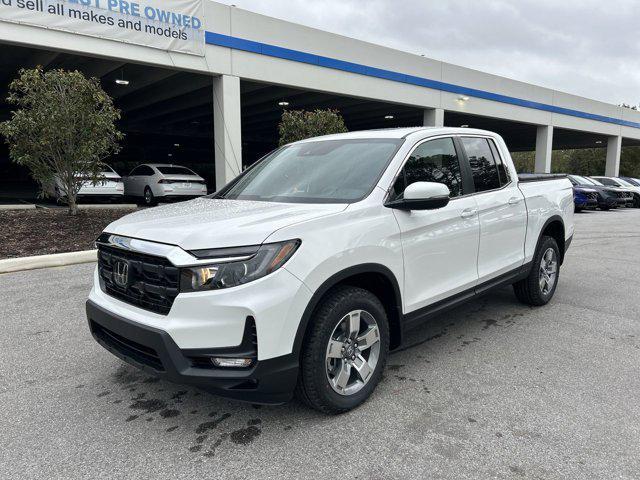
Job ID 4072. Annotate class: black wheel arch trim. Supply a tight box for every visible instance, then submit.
[535,214,567,264]
[292,263,403,356]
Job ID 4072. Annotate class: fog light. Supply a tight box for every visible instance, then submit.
[211,357,253,368]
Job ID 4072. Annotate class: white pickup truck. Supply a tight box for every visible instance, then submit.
[87,127,574,414]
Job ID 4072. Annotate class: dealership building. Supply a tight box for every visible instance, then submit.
[1,0,640,195]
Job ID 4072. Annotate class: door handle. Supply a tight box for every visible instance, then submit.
[460,208,477,219]
[508,197,522,205]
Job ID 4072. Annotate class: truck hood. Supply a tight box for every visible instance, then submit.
[104,197,347,249]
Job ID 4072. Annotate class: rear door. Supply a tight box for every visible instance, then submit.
[391,136,480,313]
[124,166,142,196]
[459,136,527,283]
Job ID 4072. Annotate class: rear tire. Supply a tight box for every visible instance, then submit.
[143,186,157,206]
[295,286,390,414]
[513,236,560,306]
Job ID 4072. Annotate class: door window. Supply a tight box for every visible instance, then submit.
[392,137,463,199]
[461,137,501,192]
[488,139,511,185]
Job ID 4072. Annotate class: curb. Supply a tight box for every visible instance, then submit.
[0,204,36,211]
[0,250,97,274]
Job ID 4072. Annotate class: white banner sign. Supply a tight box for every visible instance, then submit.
[0,0,205,56]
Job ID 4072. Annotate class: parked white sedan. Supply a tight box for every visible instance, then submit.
[123,164,208,206]
[45,165,124,203]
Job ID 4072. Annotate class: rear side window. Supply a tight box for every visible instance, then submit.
[461,137,501,192]
[392,137,463,199]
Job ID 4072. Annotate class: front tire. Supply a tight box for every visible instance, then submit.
[296,286,390,414]
[513,236,560,306]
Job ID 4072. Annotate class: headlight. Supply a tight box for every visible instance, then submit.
[180,240,301,292]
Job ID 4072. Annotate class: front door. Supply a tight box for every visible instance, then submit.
[391,137,480,314]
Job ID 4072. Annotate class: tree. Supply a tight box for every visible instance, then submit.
[278,108,348,146]
[0,67,123,215]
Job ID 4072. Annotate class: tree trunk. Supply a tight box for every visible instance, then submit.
[68,194,78,216]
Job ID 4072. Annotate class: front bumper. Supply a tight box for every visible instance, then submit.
[87,300,299,404]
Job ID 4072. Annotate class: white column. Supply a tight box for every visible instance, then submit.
[423,108,444,127]
[213,75,243,190]
[605,135,622,177]
[534,125,553,173]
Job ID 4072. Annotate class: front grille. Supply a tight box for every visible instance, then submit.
[98,245,179,315]
[616,191,632,200]
[587,192,598,201]
[91,320,164,371]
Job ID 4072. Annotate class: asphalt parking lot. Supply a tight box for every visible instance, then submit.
[1,209,639,479]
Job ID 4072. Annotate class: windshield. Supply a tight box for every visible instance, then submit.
[616,178,632,186]
[588,177,605,186]
[216,138,403,203]
[157,166,196,175]
[569,175,593,186]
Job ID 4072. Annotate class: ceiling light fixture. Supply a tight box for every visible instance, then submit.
[460,124,469,128]
[458,95,470,102]
[385,115,394,119]
[115,69,129,86]
[168,153,173,157]
[278,101,290,107]
[595,140,603,144]
[174,143,180,147]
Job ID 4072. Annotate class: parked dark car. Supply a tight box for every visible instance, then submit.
[591,176,638,208]
[572,186,598,212]
[620,176,640,187]
[567,175,618,210]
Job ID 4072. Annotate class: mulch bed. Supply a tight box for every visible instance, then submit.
[0,208,136,259]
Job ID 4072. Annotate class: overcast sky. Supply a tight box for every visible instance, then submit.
[215,0,639,106]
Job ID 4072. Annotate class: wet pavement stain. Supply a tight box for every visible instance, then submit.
[230,424,261,445]
[203,433,229,458]
[159,409,180,419]
[195,413,232,434]
[166,426,179,432]
[96,390,110,397]
[481,319,498,330]
[129,398,167,414]
[125,415,139,422]
[171,390,188,403]
[387,364,405,371]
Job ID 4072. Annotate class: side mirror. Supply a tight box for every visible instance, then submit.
[386,181,451,210]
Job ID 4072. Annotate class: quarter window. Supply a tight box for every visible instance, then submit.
[461,137,501,192]
[488,139,510,185]
[392,137,463,199]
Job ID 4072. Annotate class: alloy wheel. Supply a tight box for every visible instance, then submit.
[325,309,381,396]
[539,247,558,295]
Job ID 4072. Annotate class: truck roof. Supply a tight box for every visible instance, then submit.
[293,127,499,143]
